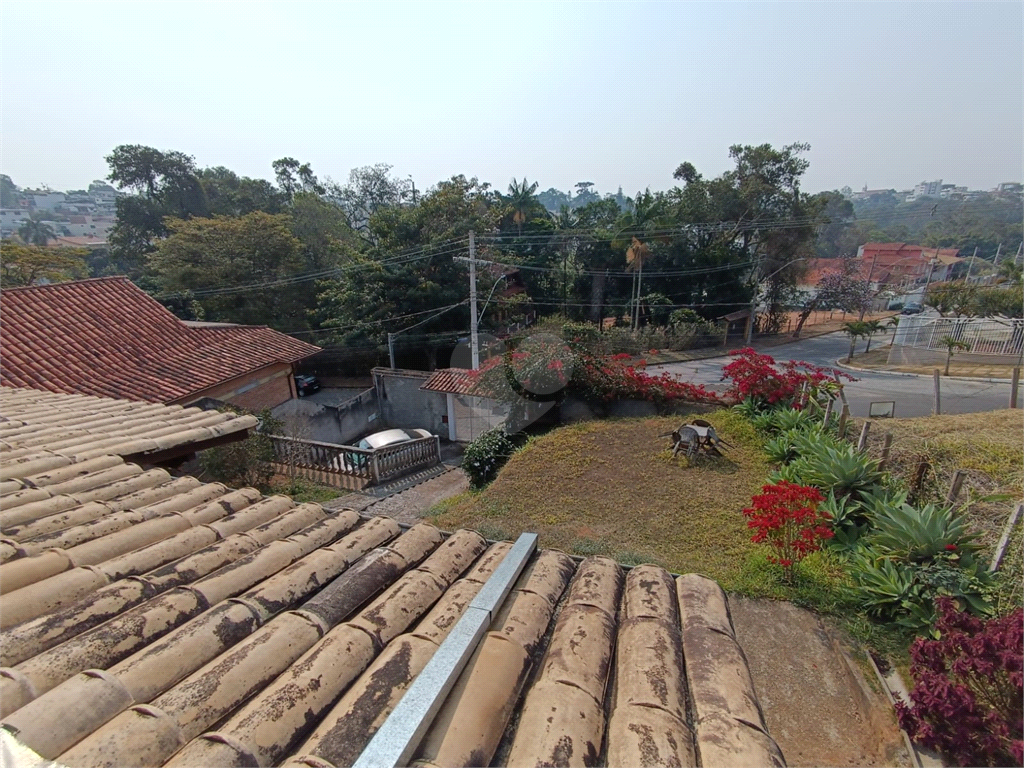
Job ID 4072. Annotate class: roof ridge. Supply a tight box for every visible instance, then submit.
[0,275,132,294]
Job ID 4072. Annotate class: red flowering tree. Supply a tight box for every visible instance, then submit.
[742,481,832,580]
[722,348,854,409]
[896,598,1023,767]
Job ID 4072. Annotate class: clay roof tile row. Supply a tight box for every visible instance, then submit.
[0,277,320,403]
[0,389,785,768]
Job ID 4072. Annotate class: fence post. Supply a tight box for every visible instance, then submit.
[932,369,941,415]
[878,432,893,469]
[1011,367,1020,409]
[990,503,1024,573]
[945,469,967,506]
[822,397,834,427]
[857,420,872,452]
[837,404,850,439]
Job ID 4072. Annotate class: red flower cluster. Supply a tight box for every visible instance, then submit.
[896,599,1023,767]
[742,481,832,576]
[722,348,854,408]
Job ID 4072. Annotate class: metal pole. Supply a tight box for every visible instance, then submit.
[388,333,396,369]
[965,246,978,283]
[932,369,941,415]
[469,231,479,370]
[1011,367,1020,409]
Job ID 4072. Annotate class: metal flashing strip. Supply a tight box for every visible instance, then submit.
[352,533,538,768]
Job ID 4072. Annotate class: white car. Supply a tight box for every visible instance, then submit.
[355,428,433,450]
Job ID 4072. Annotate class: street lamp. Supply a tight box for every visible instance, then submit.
[746,258,807,344]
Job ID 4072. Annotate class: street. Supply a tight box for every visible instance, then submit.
[652,331,1020,418]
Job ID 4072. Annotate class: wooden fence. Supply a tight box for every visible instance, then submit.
[269,434,441,490]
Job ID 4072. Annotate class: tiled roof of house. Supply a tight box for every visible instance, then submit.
[0,391,785,768]
[0,277,321,404]
[421,367,477,395]
[0,387,259,468]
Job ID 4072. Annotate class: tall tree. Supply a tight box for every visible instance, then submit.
[17,217,57,246]
[105,145,208,278]
[500,178,544,236]
[147,212,306,328]
[272,157,325,200]
[1,174,20,208]
[329,163,411,243]
[1,243,87,286]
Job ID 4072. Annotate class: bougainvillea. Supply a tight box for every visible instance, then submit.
[896,598,1023,767]
[742,480,832,579]
[721,348,854,409]
[469,333,722,412]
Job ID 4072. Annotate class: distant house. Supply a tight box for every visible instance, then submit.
[0,276,320,409]
[855,243,962,290]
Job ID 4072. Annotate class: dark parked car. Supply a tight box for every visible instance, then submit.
[294,375,321,396]
[901,303,923,315]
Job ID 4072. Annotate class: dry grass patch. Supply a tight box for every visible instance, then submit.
[858,409,1023,550]
[428,410,768,584]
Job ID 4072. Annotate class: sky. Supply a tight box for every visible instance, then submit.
[2,1,1021,197]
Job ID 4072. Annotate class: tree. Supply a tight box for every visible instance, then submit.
[198,167,287,216]
[0,174,20,208]
[974,286,1024,319]
[329,164,411,243]
[841,321,872,362]
[862,319,884,353]
[0,243,87,286]
[500,177,544,236]
[147,212,306,328]
[792,257,871,337]
[925,283,978,317]
[17,217,57,246]
[105,145,209,277]
[272,157,325,200]
[938,335,971,376]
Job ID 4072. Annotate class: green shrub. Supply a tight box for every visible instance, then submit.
[848,550,994,634]
[462,427,519,490]
[764,431,800,464]
[867,502,982,563]
[200,408,278,489]
[791,443,885,501]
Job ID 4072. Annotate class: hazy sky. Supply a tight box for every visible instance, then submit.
[2,1,1021,196]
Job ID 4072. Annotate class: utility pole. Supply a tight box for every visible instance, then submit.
[965,246,978,283]
[469,231,479,370]
[388,332,396,369]
[994,242,1002,265]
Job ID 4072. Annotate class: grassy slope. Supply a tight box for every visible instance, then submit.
[429,409,768,584]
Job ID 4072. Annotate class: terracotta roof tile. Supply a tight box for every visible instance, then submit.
[0,391,786,768]
[0,277,320,403]
[420,368,477,395]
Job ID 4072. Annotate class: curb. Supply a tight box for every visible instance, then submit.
[835,359,1014,385]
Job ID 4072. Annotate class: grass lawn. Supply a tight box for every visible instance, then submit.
[428,409,769,585]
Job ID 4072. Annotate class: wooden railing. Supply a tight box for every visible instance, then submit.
[268,434,441,490]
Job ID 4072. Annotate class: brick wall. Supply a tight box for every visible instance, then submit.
[228,373,293,412]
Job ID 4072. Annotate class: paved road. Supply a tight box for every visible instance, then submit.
[652,331,1019,417]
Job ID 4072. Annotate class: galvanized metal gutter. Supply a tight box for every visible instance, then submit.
[351,532,537,768]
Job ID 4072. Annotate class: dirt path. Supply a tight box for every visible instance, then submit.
[729,596,912,768]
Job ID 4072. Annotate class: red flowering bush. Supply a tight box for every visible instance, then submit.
[470,335,721,410]
[722,348,854,409]
[742,481,832,580]
[896,598,1023,767]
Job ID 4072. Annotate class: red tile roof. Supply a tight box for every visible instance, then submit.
[421,367,477,395]
[1,277,320,404]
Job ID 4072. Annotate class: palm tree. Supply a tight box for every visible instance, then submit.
[939,335,971,376]
[862,319,884,353]
[887,315,900,346]
[18,218,57,246]
[614,190,665,330]
[841,321,871,362]
[504,178,541,236]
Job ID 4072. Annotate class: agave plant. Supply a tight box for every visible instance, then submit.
[789,425,844,460]
[867,502,982,563]
[732,397,764,420]
[764,430,800,464]
[766,462,808,485]
[751,411,779,435]
[770,407,818,433]
[791,443,884,501]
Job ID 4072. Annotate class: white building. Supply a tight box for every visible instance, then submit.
[906,180,943,202]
